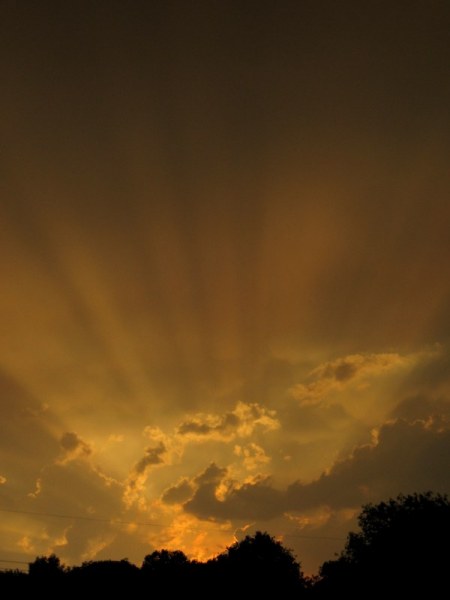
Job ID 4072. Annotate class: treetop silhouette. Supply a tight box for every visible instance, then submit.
[8,491,448,596]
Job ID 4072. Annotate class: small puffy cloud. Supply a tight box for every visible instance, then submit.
[233,402,280,436]
[107,434,124,443]
[143,426,170,444]
[177,401,279,441]
[142,425,184,465]
[123,441,168,508]
[28,477,42,498]
[234,443,271,471]
[134,442,166,474]
[0,475,6,484]
[289,352,417,406]
[315,352,408,381]
[178,421,214,436]
[57,432,93,464]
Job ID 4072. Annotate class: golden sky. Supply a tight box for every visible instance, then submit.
[1,1,450,574]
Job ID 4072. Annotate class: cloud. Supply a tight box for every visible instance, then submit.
[177,412,240,436]
[15,455,125,564]
[134,442,166,473]
[234,443,271,471]
[60,432,91,453]
[286,417,450,511]
[194,462,227,486]
[289,352,418,406]
[0,368,60,494]
[57,432,93,464]
[28,477,42,498]
[121,402,279,510]
[0,475,6,484]
[108,434,125,443]
[161,478,194,505]
[182,463,228,520]
[176,401,279,441]
[184,466,283,521]
[391,394,450,423]
[123,441,167,508]
[182,417,450,523]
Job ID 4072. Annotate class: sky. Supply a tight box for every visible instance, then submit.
[1,0,450,575]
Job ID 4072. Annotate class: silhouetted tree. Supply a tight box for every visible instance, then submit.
[141,549,191,591]
[0,569,28,579]
[69,558,139,578]
[29,554,65,578]
[208,531,307,595]
[317,492,450,596]
[13,495,450,596]
[141,548,188,574]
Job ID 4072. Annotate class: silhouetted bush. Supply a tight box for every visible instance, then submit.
[316,492,450,597]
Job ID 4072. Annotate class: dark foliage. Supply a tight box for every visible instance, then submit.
[28,554,65,577]
[316,492,450,597]
[68,558,139,579]
[207,531,307,595]
[6,492,449,597]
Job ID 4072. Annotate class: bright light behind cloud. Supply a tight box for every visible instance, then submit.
[1,1,450,576]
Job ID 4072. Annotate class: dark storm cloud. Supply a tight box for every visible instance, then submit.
[287,419,450,511]
[184,419,450,522]
[391,395,450,422]
[183,462,282,521]
[399,345,450,394]
[161,478,194,505]
[183,463,283,521]
[193,463,227,486]
[389,346,450,421]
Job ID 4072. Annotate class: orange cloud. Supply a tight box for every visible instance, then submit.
[177,401,280,442]
[289,351,434,406]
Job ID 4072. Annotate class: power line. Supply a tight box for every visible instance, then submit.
[0,507,345,542]
[0,559,29,573]
[0,507,163,528]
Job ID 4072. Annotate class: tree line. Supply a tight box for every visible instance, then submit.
[1,492,449,596]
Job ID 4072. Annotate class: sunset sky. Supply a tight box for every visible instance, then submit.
[1,1,450,574]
